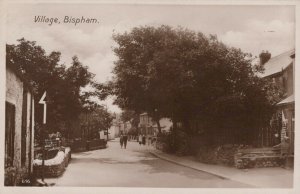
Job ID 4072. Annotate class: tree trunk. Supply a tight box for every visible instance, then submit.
[183,118,192,135]
[155,118,162,134]
[107,128,109,140]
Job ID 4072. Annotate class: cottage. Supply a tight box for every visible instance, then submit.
[5,64,35,186]
[259,49,295,157]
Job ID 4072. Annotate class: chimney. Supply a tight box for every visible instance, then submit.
[259,50,271,66]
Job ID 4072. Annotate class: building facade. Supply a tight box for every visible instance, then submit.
[138,113,173,136]
[5,66,35,185]
[260,49,295,154]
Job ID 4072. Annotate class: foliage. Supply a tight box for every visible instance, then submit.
[120,109,140,131]
[173,130,190,156]
[158,129,190,155]
[195,146,219,164]
[253,50,272,74]
[4,166,27,186]
[6,38,106,138]
[79,90,114,140]
[110,25,276,142]
[80,106,114,139]
[4,166,17,186]
[259,50,272,65]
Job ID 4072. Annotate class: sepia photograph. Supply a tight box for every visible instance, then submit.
[1,0,298,192]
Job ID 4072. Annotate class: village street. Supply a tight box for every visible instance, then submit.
[46,140,250,187]
[3,3,297,193]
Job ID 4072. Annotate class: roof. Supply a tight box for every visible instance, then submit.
[277,94,294,106]
[259,49,295,78]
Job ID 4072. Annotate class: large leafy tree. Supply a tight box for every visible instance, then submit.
[111,25,275,143]
[79,104,114,139]
[6,38,106,138]
[120,109,140,133]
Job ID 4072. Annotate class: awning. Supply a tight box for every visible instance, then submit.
[277,94,294,106]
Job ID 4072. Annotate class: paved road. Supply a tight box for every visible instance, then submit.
[47,140,249,187]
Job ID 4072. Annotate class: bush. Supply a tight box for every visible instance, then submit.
[157,130,190,156]
[4,167,27,186]
[174,130,190,156]
[5,167,17,186]
[195,144,252,166]
[195,146,218,164]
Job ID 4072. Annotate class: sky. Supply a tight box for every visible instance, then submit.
[5,3,295,113]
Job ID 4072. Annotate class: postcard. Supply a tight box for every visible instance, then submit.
[1,0,299,194]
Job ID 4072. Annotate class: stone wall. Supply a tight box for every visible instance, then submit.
[6,68,24,170]
[234,147,283,169]
[6,68,35,185]
[33,147,71,177]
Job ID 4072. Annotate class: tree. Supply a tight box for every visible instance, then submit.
[120,109,140,134]
[6,38,103,138]
[110,25,275,143]
[79,105,114,140]
[259,50,271,65]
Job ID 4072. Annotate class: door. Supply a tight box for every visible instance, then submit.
[5,102,15,167]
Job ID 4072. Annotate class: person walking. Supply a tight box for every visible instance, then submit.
[148,136,152,146]
[142,135,146,145]
[123,134,128,149]
[120,134,124,148]
[138,134,142,146]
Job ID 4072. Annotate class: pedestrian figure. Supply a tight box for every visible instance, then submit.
[138,134,142,146]
[120,135,124,148]
[142,135,146,145]
[148,137,152,146]
[123,134,128,149]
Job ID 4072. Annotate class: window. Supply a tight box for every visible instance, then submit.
[5,102,15,167]
[282,76,288,95]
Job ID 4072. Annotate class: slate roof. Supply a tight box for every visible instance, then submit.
[259,49,295,78]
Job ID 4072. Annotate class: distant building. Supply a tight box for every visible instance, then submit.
[116,121,130,135]
[138,113,172,136]
[5,65,35,185]
[107,120,119,140]
[108,113,121,139]
[259,49,295,154]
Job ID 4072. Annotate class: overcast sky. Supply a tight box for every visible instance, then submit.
[6,3,295,113]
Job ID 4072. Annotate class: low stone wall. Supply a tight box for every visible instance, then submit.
[234,147,283,169]
[195,144,252,166]
[33,147,71,178]
[195,145,285,169]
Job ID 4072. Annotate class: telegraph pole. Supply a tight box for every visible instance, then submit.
[39,91,47,182]
[107,126,109,141]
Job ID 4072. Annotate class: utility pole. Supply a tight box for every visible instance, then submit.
[106,125,109,141]
[39,91,47,183]
[104,105,109,142]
